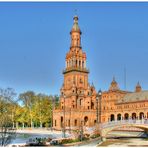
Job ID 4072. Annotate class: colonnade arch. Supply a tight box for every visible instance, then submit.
[108,112,147,122]
[117,114,121,120]
[139,112,144,119]
[110,114,115,121]
[132,113,136,119]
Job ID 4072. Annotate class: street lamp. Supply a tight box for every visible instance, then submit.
[97,89,102,124]
[62,94,66,138]
[69,107,71,134]
[80,120,84,141]
[96,93,99,124]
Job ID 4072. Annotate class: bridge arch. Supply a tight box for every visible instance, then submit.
[100,121,148,138]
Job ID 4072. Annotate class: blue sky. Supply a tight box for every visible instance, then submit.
[0,2,148,96]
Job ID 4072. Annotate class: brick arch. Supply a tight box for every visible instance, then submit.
[101,124,148,138]
[84,116,88,126]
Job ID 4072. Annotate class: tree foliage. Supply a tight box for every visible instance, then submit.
[17,91,59,128]
[0,88,17,146]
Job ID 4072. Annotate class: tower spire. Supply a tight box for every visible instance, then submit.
[71,15,81,34]
[135,81,142,92]
[70,15,82,48]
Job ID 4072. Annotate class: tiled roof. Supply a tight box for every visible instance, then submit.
[117,91,148,103]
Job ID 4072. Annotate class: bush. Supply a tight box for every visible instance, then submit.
[60,138,81,144]
[45,123,49,128]
[90,133,100,139]
[84,133,90,138]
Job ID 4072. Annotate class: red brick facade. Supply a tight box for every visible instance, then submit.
[53,16,148,130]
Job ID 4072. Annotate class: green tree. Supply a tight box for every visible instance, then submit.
[33,94,52,128]
[19,91,36,128]
[0,88,17,146]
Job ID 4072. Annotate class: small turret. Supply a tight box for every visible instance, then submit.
[135,82,142,92]
[109,77,119,91]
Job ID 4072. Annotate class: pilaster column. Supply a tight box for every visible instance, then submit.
[77,59,79,67]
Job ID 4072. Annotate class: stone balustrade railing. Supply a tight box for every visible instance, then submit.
[100,119,148,129]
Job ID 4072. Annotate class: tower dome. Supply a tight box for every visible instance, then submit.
[70,15,81,34]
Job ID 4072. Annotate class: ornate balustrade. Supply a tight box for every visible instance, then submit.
[100,119,148,129]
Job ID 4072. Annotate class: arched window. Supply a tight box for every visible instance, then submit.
[84,116,88,126]
[82,61,84,68]
[79,61,81,67]
[94,120,96,125]
[139,112,144,119]
[80,99,82,106]
[74,119,77,126]
[117,114,121,120]
[91,102,94,109]
[61,117,63,127]
[132,113,136,119]
[124,113,129,120]
[110,114,115,121]
[76,60,77,67]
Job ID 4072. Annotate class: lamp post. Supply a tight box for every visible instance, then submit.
[63,94,66,138]
[98,89,102,124]
[96,93,99,124]
[69,107,71,134]
[80,120,83,141]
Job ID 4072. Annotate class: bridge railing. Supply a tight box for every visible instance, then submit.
[100,119,148,129]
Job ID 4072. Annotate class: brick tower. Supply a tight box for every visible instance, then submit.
[53,16,97,130]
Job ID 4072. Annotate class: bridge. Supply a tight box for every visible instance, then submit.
[97,119,148,141]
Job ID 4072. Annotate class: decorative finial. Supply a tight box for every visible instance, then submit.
[113,76,115,82]
[73,9,78,23]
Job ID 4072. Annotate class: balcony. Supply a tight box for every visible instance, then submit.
[63,67,89,74]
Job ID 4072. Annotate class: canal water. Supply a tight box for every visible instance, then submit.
[98,131,148,147]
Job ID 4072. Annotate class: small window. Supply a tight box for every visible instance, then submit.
[55,120,56,126]
[74,119,77,126]
[94,120,96,124]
